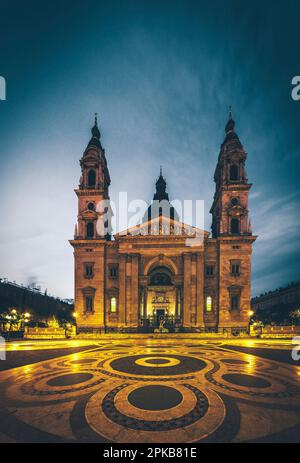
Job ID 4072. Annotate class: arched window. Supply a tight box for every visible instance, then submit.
[149,267,172,286]
[230,218,240,234]
[230,197,239,206]
[87,202,95,211]
[85,296,93,312]
[206,296,213,312]
[231,295,239,311]
[88,169,96,187]
[110,297,117,313]
[229,164,239,181]
[86,222,94,239]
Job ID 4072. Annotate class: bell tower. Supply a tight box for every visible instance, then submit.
[210,109,252,238]
[75,114,111,240]
[70,115,111,334]
[210,110,256,333]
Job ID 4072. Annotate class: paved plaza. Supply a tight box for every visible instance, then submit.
[0,337,300,443]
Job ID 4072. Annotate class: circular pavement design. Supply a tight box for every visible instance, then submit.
[86,381,225,442]
[128,385,183,410]
[144,358,171,364]
[221,359,249,365]
[135,357,181,368]
[108,354,206,376]
[70,358,98,364]
[47,373,93,387]
[222,373,271,388]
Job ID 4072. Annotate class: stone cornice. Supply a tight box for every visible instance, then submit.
[217,235,257,244]
[75,188,108,197]
[69,239,115,248]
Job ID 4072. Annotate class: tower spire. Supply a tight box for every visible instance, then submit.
[225,106,235,134]
[91,112,100,140]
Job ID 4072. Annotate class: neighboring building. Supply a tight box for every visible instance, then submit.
[251,282,300,314]
[70,112,256,334]
[0,278,73,321]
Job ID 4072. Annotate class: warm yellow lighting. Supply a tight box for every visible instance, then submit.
[73,312,78,318]
[24,312,30,318]
[11,309,17,314]
[206,296,212,312]
[248,310,254,316]
[23,365,32,375]
[110,297,117,313]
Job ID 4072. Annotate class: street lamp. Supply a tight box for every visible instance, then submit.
[248,310,254,336]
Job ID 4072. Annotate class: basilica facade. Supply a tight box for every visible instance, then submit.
[70,112,256,334]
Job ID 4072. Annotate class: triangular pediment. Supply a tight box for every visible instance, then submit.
[79,209,98,220]
[114,216,209,240]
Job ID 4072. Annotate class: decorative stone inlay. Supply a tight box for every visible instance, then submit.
[128,385,183,410]
[109,355,206,376]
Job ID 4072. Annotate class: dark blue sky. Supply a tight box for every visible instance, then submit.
[0,0,299,298]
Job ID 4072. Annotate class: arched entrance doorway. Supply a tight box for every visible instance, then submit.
[139,266,182,332]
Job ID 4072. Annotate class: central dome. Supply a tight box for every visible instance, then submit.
[143,168,179,222]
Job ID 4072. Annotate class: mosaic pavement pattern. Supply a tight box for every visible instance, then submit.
[0,338,300,443]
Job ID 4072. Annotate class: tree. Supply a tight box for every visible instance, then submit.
[290,308,300,325]
[56,306,76,338]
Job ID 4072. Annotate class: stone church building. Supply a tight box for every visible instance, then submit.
[70,112,256,334]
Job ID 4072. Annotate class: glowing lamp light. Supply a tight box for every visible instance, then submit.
[248,310,254,317]
[24,312,31,318]
[73,312,78,318]
[11,309,17,314]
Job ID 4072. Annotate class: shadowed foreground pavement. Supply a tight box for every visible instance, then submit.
[0,337,299,443]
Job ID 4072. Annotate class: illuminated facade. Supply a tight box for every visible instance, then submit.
[70,112,256,334]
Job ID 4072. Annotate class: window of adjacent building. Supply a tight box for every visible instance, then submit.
[229,164,239,181]
[85,296,93,312]
[88,169,96,187]
[86,221,94,239]
[231,263,240,275]
[206,296,213,312]
[230,218,240,234]
[231,295,239,311]
[85,263,93,278]
[205,265,214,277]
[109,266,118,279]
[110,296,117,313]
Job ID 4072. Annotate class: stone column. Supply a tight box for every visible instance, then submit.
[131,254,139,327]
[196,252,204,328]
[91,247,105,330]
[119,254,126,326]
[143,288,147,319]
[183,253,192,327]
